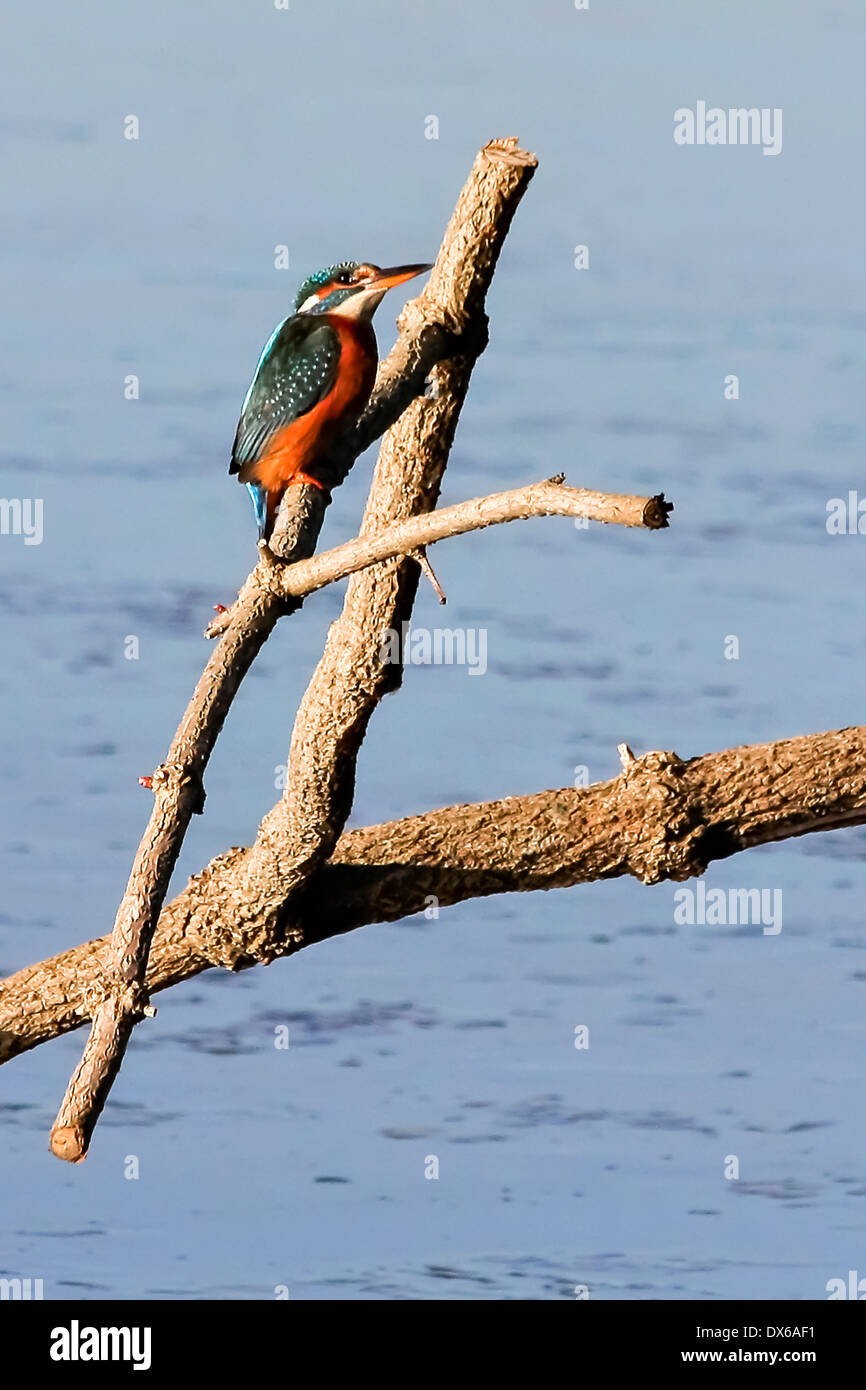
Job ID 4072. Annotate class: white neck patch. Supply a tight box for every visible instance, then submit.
[296,285,386,321]
[297,292,323,313]
[328,287,387,322]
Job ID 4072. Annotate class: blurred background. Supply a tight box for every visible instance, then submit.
[1,0,865,1299]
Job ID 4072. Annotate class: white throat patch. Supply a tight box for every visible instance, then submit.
[330,287,387,321]
[297,286,387,321]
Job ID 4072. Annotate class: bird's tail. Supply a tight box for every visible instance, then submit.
[246,482,268,540]
[246,481,286,541]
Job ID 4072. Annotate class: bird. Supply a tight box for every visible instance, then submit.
[230,260,432,540]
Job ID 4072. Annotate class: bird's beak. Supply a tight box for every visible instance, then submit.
[366,263,433,292]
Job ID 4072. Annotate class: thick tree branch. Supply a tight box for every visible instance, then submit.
[2,725,865,1069]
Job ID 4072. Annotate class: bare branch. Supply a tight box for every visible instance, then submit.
[265,481,672,601]
[46,137,539,1161]
[226,138,541,959]
[3,724,865,1070]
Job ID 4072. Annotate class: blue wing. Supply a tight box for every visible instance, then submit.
[229,315,341,481]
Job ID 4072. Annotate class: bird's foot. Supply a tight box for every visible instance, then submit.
[286,471,327,491]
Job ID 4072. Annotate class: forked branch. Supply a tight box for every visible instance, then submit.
[1,725,863,1069]
[261,480,672,601]
[46,138,541,1161]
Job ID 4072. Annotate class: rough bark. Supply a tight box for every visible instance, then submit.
[266,481,671,600]
[225,139,541,959]
[2,725,864,1069]
[45,137,540,1160]
[7,134,853,1164]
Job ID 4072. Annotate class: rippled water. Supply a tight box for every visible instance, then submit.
[2,0,866,1300]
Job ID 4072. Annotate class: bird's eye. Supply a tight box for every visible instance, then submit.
[336,270,352,285]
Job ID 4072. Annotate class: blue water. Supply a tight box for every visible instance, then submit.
[2,0,866,1299]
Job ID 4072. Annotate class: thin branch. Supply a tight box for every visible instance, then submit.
[264,482,672,601]
[414,549,447,605]
[3,724,865,1068]
[47,137,539,1161]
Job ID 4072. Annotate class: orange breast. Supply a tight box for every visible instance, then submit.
[253,316,377,494]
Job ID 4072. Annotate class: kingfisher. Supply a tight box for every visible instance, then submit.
[230,259,432,539]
